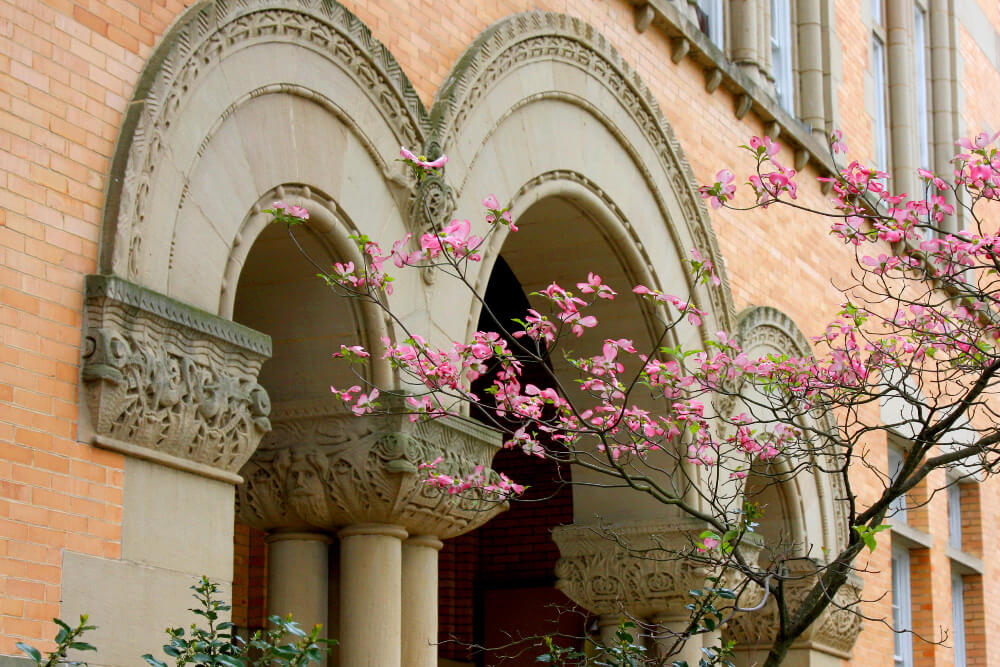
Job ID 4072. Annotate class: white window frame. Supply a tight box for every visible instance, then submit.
[872,0,890,172]
[948,482,963,550]
[914,2,931,169]
[952,572,967,667]
[888,445,907,523]
[771,0,795,114]
[891,545,914,667]
[695,0,725,48]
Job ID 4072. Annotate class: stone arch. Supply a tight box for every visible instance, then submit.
[427,11,737,340]
[99,0,429,304]
[736,305,849,555]
[727,306,862,664]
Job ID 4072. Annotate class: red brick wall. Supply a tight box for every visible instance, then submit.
[4,0,1000,663]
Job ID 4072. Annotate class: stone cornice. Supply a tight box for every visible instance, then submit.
[86,275,272,356]
[623,0,837,177]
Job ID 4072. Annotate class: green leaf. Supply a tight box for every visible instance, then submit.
[69,642,97,652]
[216,654,245,667]
[16,642,41,664]
[142,654,167,667]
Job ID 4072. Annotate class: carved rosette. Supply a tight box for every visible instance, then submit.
[235,402,507,537]
[552,520,712,617]
[722,559,864,658]
[82,275,272,476]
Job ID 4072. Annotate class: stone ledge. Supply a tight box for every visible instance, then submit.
[86,274,272,356]
[625,0,836,176]
[947,544,985,575]
[888,520,934,550]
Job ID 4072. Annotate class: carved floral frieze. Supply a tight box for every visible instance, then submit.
[82,275,272,475]
[236,401,506,537]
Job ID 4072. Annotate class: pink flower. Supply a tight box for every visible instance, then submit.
[750,135,780,157]
[271,200,288,211]
[483,194,500,209]
[831,129,848,155]
[400,146,448,171]
[287,205,309,220]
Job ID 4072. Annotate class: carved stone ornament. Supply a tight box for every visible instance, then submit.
[235,400,507,538]
[82,275,273,479]
[552,520,713,617]
[722,559,864,659]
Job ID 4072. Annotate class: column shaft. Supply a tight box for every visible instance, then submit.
[651,614,702,666]
[266,533,330,637]
[339,523,407,667]
[401,536,443,667]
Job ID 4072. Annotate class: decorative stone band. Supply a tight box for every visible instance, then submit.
[552,519,714,618]
[82,275,273,482]
[236,401,507,538]
[723,559,864,659]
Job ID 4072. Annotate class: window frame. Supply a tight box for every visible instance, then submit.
[891,544,915,667]
[694,0,725,48]
[913,0,932,170]
[871,0,890,172]
[952,572,967,667]
[770,0,796,115]
[948,481,963,550]
[888,444,907,523]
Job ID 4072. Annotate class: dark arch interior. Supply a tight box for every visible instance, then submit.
[437,255,583,666]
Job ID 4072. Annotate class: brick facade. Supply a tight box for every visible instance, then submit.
[2,0,1000,663]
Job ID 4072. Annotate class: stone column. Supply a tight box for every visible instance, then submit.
[267,533,330,637]
[339,523,408,667]
[401,535,444,667]
[887,0,918,194]
[651,613,702,666]
[929,0,957,230]
[730,0,762,80]
[797,0,826,136]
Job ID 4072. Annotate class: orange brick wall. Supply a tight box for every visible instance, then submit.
[3,0,1000,663]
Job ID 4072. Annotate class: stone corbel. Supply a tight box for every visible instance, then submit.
[723,559,864,658]
[82,274,273,483]
[236,401,507,537]
[552,520,713,618]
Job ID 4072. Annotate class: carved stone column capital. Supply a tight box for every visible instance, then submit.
[236,401,507,537]
[552,520,712,618]
[723,559,864,659]
[82,275,272,482]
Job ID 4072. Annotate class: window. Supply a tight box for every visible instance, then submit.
[952,573,967,667]
[871,0,890,171]
[948,482,962,549]
[914,3,931,169]
[694,0,724,48]
[771,0,795,114]
[888,445,907,523]
[891,545,914,667]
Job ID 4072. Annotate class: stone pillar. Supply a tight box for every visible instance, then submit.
[267,533,330,637]
[797,0,826,136]
[887,0,917,194]
[339,524,407,667]
[651,613,702,666]
[929,0,958,230]
[730,0,762,80]
[401,536,444,667]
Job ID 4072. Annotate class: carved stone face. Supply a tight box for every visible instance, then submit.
[285,452,329,525]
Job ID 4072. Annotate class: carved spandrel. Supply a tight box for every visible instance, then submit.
[82,275,272,475]
[236,404,507,537]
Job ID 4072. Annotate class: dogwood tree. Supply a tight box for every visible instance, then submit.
[268,131,1000,666]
